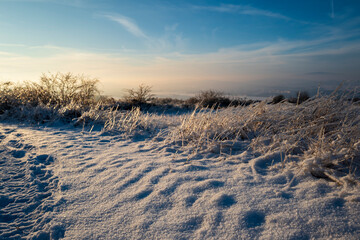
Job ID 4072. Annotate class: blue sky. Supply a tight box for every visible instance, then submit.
[1,0,360,97]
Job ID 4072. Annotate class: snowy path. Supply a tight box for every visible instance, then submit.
[0,126,62,239]
[1,123,359,239]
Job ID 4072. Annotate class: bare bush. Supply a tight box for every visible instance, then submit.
[0,72,100,109]
[186,90,231,108]
[0,81,43,112]
[38,72,100,106]
[0,73,101,123]
[123,84,154,104]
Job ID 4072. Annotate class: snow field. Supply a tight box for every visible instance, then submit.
[0,121,359,239]
[0,95,359,239]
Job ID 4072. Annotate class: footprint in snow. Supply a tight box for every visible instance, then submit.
[0,147,60,239]
[251,153,282,176]
[192,179,225,194]
[36,154,54,165]
[182,164,209,172]
[10,150,26,158]
[7,140,23,148]
[149,168,170,185]
[159,181,183,196]
[3,128,15,134]
[98,139,111,145]
[144,200,173,214]
[0,194,13,208]
[212,194,237,209]
[184,195,198,207]
[178,216,204,232]
[242,210,266,228]
[133,188,153,200]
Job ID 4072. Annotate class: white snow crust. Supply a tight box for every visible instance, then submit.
[1,123,359,239]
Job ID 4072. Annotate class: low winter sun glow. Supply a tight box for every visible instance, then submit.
[1,0,360,97]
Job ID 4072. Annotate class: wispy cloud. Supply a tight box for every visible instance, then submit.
[103,14,149,39]
[193,4,291,21]
[100,13,187,53]
[0,43,26,47]
[0,0,88,7]
[331,0,335,19]
[330,0,335,19]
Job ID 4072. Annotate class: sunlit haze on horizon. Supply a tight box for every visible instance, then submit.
[1,0,360,97]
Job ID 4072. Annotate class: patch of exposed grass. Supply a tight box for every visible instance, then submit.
[165,93,360,185]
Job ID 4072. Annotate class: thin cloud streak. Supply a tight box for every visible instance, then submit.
[193,4,291,20]
[0,0,88,7]
[177,32,360,66]
[331,0,335,19]
[98,13,187,53]
[103,14,149,39]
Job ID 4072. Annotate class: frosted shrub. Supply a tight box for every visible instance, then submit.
[0,73,101,122]
[38,72,100,106]
[123,84,154,104]
[186,90,231,108]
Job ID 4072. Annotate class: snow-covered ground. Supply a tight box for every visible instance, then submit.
[1,121,359,239]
